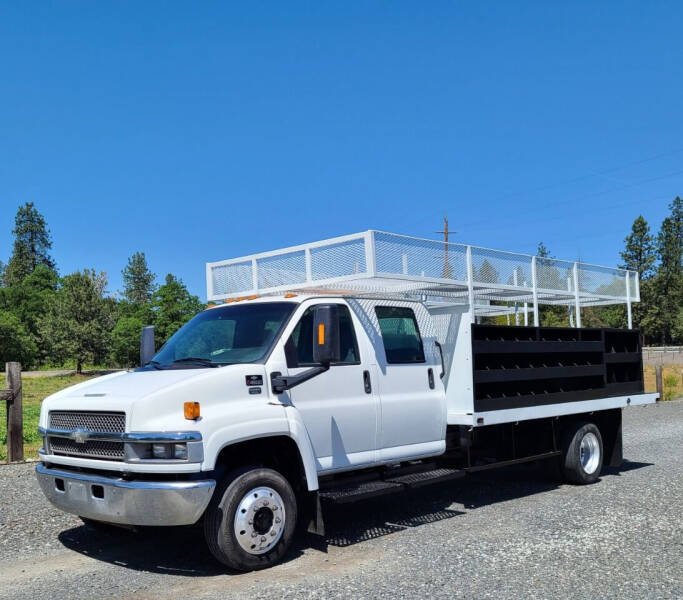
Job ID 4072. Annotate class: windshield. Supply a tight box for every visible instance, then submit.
[149,302,295,368]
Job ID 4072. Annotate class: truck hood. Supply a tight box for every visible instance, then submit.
[39,364,270,432]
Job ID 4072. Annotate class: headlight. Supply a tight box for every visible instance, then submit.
[152,443,170,459]
[151,442,187,459]
[173,443,188,459]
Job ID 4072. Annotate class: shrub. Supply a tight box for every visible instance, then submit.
[0,312,38,369]
[663,373,680,401]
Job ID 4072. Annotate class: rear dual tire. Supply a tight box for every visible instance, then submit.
[561,422,604,484]
[204,467,298,571]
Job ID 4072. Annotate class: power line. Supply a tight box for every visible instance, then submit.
[458,167,683,231]
[410,147,683,232]
[486,147,683,204]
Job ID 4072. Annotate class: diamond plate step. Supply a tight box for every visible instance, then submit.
[383,467,465,488]
[319,467,465,503]
[319,480,404,504]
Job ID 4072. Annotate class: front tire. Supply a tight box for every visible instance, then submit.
[204,467,297,571]
[561,422,604,484]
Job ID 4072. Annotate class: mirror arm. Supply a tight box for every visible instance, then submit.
[271,365,330,394]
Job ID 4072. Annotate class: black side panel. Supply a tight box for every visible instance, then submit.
[472,325,643,412]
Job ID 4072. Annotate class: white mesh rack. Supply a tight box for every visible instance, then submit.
[206,230,639,326]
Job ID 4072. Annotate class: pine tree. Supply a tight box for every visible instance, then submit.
[122,252,156,304]
[653,197,683,344]
[110,316,146,367]
[153,274,204,344]
[620,216,656,279]
[4,203,55,286]
[535,242,569,326]
[39,270,114,372]
[0,265,58,361]
[613,215,656,333]
[537,242,550,258]
[475,259,499,284]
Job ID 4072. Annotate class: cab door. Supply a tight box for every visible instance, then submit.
[284,301,378,473]
[371,304,446,462]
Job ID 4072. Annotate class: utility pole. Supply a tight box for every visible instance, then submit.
[436,213,455,278]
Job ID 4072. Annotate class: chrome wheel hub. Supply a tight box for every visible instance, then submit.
[579,432,600,474]
[234,486,285,555]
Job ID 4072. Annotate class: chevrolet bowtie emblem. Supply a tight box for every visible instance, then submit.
[71,427,89,444]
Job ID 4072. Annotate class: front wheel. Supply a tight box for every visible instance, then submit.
[561,422,604,484]
[203,467,297,571]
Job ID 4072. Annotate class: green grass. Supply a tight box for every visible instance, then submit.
[644,365,683,401]
[0,374,96,462]
[25,362,111,372]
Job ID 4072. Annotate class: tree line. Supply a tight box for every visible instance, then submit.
[0,203,204,371]
[0,199,681,371]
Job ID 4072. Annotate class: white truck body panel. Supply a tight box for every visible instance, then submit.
[426,303,476,420]
[458,393,659,426]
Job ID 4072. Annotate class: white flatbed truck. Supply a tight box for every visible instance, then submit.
[36,231,657,571]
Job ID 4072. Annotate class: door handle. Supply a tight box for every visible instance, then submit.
[428,368,435,390]
[434,341,445,379]
[363,370,372,394]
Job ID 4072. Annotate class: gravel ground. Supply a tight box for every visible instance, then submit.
[1,401,681,599]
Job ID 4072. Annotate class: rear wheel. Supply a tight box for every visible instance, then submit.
[204,467,297,571]
[561,422,603,484]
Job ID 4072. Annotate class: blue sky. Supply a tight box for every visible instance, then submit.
[1,2,682,300]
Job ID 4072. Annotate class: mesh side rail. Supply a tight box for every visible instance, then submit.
[207,230,639,306]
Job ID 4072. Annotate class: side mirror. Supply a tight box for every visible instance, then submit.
[312,305,341,366]
[140,325,155,366]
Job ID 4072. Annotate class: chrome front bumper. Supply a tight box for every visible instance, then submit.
[36,463,215,526]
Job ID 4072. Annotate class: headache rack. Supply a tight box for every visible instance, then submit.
[206,230,639,327]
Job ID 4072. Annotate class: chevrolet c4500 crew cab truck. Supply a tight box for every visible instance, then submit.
[36,231,657,571]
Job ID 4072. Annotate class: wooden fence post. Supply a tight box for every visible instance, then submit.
[4,362,23,462]
[655,365,663,401]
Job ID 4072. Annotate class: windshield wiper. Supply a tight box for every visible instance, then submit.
[171,357,219,368]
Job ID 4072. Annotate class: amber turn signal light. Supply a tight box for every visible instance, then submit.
[184,402,200,420]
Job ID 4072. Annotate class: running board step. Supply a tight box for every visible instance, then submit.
[319,467,465,504]
[383,467,465,488]
[319,480,404,503]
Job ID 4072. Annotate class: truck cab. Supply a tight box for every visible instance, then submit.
[36,295,447,570]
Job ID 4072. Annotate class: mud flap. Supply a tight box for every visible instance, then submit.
[306,492,325,536]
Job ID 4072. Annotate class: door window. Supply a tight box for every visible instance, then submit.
[375,306,425,364]
[286,305,360,367]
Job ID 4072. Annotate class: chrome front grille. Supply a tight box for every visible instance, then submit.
[49,438,124,461]
[49,411,125,433]
[47,411,126,461]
